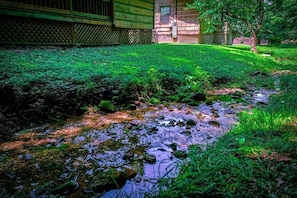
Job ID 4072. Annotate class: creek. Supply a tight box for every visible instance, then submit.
[0,88,277,198]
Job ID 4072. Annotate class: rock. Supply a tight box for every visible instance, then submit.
[134,175,142,183]
[173,150,187,159]
[123,152,133,160]
[147,126,158,134]
[193,93,206,101]
[144,153,157,164]
[209,120,220,127]
[52,180,79,195]
[73,136,86,144]
[73,136,85,144]
[123,168,137,179]
[25,154,33,161]
[181,130,192,136]
[186,119,196,126]
[89,169,127,193]
[177,120,185,127]
[98,100,115,113]
[169,143,178,151]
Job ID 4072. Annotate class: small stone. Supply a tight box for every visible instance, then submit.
[209,120,220,127]
[25,154,33,161]
[169,143,178,151]
[181,130,192,136]
[177,121,185,127]
[134,175,142,183]
[73,136,85,144]
[157,116,165,120]
[186,119,197,126]
[144,154,157,164]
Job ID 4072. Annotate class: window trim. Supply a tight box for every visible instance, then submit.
[160,5,170,24]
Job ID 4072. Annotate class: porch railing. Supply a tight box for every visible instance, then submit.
[1,0,112,20]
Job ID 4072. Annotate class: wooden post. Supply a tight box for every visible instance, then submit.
[70,0,73,12]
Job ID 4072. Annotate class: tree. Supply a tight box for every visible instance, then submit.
[187,0,266,53]
[261,0,297,43]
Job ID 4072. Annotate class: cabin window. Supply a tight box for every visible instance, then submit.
[160,6,170,23]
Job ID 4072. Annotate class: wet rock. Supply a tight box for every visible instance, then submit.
[181,130,192,137]
[208,120,220,127]
[98,100,115,113]
[52,180,79,195]
[73,136,85,144]
[173,150,187,159]
[89,169,127,193]
[25,153,33,161]
[144,153,157,164]
[186,119,197,126]
[157,115,165,120]
[123,152,133,160]
[134,175,142,183]
[123,168,137,179]
[169,143,178,151]
[147,126,158,134]
[177,120,185,127]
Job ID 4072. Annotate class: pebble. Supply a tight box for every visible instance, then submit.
[25,154,33,161]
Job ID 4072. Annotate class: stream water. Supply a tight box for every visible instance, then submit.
[0,88,277,198]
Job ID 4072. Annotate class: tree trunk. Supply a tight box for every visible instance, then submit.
[250,31,258,53]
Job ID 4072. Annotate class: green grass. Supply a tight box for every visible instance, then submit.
[157,45,297,197]
[1,43,296,133]
[1,44,292,101]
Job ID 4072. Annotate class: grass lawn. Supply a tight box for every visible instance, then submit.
[0,43,297,196]
[1,43,286,134]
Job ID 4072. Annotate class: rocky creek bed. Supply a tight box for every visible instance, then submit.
[0,88,277,198]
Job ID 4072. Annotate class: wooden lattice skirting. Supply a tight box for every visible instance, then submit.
[0,15,152,45]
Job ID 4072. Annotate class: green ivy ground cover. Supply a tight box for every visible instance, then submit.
[0,44,296,136]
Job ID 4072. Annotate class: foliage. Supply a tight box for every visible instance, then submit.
[187,0,267,53]
[262,0,297,43]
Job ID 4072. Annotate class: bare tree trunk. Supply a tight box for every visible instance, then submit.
[250,31,258,53]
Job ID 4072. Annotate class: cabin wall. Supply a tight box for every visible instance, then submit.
[0,0,154,45]
[176,0,199,43]
[113,0,154,30]
[154,0,232,44]
[154,0,200,44]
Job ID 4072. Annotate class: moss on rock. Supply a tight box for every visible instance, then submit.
[98,100,115,113]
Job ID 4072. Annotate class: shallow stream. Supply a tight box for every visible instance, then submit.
[0,88,277,197]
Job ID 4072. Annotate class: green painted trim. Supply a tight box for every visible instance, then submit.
[71,11,110,21]
[0,8,112,26]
